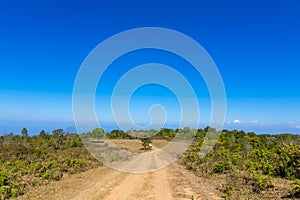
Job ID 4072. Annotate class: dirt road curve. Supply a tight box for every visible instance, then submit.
[17,161,221,200]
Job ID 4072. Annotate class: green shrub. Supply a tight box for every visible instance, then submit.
[0,172,8,187]
[183,129,300,198]
[140,138,152,150]
[291,179,300,197]
[0,186,11,200]
[11,188,19,198]
[213,161,232,174]
[42,170,51,180]
[222,185,233,199]
[0,132,101,198]
[257,174,267,189]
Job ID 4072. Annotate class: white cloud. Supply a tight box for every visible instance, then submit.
[250,120,259,124]
[288,121,296,124]
[233,119,242,124]
[226,121,231,124]
[295,126,300,129]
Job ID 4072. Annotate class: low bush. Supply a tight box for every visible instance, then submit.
[0,132,102,199]
[183,128,300,198]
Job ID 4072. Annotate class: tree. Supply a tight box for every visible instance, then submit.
[107,130,129,139]
[39,130,47,138]
[140,138,152,150]
[52,129,64,149]
[91,128,106,139]
[21,127,28,137]
[52,128,63,137]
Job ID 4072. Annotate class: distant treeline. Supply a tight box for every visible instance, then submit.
[4,126,299,141]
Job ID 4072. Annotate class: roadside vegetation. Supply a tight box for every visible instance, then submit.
[183,128,300,199]
[1,127,300,199]
[0,129,101,199]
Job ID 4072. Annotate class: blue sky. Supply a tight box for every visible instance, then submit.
[0,0,299,134]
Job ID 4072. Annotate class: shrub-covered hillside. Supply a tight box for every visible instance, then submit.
[183,128,300,199]
[0,129,101,199]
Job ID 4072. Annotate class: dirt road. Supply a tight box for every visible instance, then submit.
[17,162,221,200]
[17,141,221,200]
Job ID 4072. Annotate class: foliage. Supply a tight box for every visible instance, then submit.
[140,138,153,150]
[106,130,133,139]
[0,130,101,199]
[2,126,300,199]
[213,161,232,173]
[291,179,300,198]
[21,127,28,137]
[155,128,176,139]
[183,128,300,198]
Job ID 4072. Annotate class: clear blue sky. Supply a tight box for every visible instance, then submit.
[0,0,299,134]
